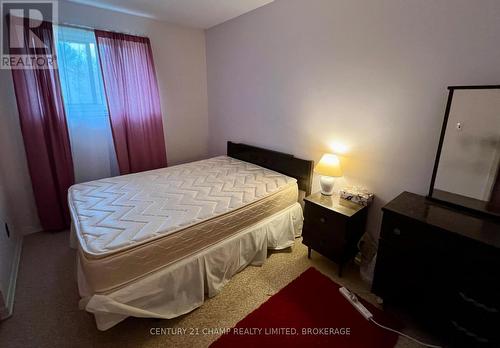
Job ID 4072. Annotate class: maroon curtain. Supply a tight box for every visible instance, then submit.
[9,18,74,231]
[95,30,167,174]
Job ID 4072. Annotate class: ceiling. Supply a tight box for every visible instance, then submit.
[67,0,274,29]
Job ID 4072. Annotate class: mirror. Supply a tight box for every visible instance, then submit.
[429,86,500,217]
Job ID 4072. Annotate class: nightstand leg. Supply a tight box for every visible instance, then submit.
[307,247,311,259]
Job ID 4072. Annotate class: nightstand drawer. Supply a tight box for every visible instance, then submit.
[303,220,346,246]
[304,201,346,229]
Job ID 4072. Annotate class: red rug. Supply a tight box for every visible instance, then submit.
[211,267,400,348]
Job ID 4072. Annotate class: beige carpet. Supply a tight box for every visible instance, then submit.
[0,231,437,348]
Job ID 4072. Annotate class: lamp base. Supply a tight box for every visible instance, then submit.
[320,176,336,196]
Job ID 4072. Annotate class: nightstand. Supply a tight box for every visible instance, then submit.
[302,192,368,276]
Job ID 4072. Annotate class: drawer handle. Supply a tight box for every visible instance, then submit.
[459,291,498,313]
[319,217,326,223]
[392,228,401,235]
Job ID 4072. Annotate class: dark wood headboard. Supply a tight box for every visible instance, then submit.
[227,141,314,196]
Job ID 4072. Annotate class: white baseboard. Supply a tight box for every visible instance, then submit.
[0,237,23,320]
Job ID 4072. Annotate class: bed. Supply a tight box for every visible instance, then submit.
[69,142,314,330]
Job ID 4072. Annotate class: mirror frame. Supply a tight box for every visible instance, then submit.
[428,85,500,219]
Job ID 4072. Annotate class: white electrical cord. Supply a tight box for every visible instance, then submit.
[339,286,443,348]
[369,317,442,348]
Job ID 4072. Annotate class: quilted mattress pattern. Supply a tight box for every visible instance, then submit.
[69,156,297,257]
[77,186,298,293]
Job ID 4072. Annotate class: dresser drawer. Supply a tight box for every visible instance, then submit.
[373,239,441,292]
[449,290,499,339]
[455,267,500,310]
[448,319,498,348]
[448,286,500,347]
[380,212,415,243]
[380,211,446,249]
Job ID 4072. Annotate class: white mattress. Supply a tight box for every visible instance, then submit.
[69,156,297,257]
[80,203,303,330]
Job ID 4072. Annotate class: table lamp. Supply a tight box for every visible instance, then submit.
[315,153,343,195]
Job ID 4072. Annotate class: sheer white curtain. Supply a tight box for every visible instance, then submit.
[55,26,118,183]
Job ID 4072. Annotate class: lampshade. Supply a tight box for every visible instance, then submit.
[315,153,343,177]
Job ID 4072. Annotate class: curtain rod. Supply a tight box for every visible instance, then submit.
[57,21,148,38]
[7,14,149,38]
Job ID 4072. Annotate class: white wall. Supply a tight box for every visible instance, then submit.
[0,67,39,234]
[0,177,22,319]
[206,0,500,237]
[0,0,209,234]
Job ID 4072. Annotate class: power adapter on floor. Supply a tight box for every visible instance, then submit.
[339,287,442,348]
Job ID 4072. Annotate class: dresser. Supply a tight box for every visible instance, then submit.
[302,192,368,276]
[372,192,500,347]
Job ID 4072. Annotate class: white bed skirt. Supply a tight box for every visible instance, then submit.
[74,203,303,331]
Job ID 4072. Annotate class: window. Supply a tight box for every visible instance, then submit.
[55,26,118,183]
